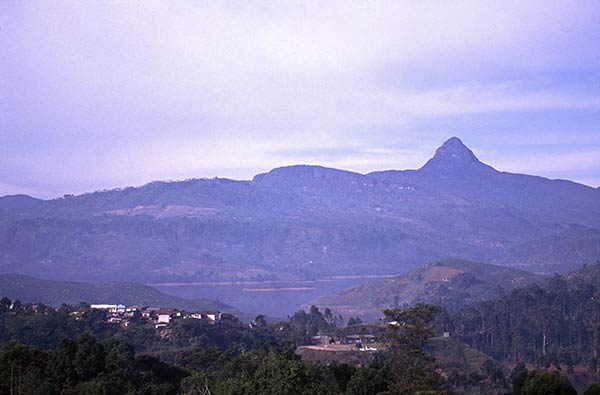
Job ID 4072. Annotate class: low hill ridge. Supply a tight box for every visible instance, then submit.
[0,273,232,312]
[309,259,544,321]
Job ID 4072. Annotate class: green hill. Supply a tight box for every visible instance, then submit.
[309,259,544,321]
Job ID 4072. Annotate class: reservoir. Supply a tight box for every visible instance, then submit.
[152,275,395,318]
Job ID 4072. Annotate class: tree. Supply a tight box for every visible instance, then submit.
[212,349,332,395]
[522,371,576,395]
[329,363,356,393]
[510,362,529,395]
[383,303,444,395]
[482,359,506,384]
[74,332,105,379]
[450,263,600,367]
[286,306,335,345]
[104,337,134,377]
[0,297,11,312]
[3,343,53,394]
[181,371,213,395]
[11,299,22,312]
[251,350,331,395]
[584,383,600,395]
[253,315,267,328]
[346,366,388,395]
[47,338,78,385]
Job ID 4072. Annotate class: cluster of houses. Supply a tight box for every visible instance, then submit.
[312,332,378,346]
[310,333,379,352]
[88,304,236,328]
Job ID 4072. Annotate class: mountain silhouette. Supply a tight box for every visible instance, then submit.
[1,137,599,283]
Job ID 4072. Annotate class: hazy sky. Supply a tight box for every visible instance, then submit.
[1,1,599,198]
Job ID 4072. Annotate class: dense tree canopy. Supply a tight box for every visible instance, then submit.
[0,334,185,395]
[522,371,577,395]
[449,263,600,370]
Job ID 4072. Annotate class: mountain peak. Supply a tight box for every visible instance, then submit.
[420,137,493,174]
[434,137,478,162]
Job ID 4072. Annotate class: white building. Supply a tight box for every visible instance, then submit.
[204,311,221,321]
[157,309,181,324]
[91,304,117,311]
[187,310,222,322]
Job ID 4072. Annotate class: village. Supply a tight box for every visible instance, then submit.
[88,303,390,354]
[86,303,240,328]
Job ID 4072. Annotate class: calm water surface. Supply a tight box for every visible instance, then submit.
[153,276,395,318]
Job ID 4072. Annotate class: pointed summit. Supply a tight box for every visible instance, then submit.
[420,137,494,174]
[433,137,478,162]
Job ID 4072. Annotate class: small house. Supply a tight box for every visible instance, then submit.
[187,310,222,322]
[157,309,181,324]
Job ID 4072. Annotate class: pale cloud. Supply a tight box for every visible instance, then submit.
[1,1,599,197]
[381,85,600,117]
[489,150,600,175]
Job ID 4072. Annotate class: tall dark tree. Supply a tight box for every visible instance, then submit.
[383,303,445,395]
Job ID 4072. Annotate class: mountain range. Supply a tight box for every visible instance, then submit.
[1,137,599,283]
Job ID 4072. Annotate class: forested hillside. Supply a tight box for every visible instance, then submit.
[449,262,600,370]
[310,259,544,320]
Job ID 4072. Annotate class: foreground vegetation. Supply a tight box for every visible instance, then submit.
[2,262,600,394]
[448,263,600,371]
[0,300,450,394]
[3,301,598,394]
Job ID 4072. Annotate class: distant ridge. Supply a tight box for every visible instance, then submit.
[1,137,599,284]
